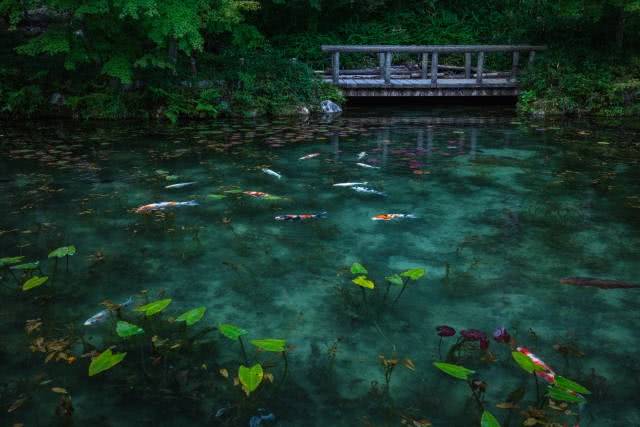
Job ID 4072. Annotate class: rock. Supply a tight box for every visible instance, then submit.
[320,100,342,114]
[49,93,64,106]
[296,105,310,115]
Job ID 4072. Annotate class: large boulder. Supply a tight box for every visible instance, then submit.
[320,100,342,114]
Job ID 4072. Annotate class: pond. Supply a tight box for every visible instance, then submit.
[1,106,639,427]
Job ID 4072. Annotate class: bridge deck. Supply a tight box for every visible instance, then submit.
[322,78,516,88]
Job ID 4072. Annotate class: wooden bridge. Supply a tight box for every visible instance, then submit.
[319,45,546,97]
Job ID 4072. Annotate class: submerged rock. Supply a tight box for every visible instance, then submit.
[320,100,342,114]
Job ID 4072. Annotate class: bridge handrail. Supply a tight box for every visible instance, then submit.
[321,45,547,53]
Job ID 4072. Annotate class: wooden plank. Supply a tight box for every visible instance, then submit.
[465,52,472,78]
[332,52,340,84]
[511,51,519,81]
[321,45,547,53]
[421,52,429,80]
[476,52,484,84]
[431,52,438,85]
[384,52,392,84]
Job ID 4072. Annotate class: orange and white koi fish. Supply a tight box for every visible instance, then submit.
[135,200,198,214]
[516,346,556,384]
[275,212,327,221]
[243,191,270,198]
[299,153,320,160]
[371,214,417,221]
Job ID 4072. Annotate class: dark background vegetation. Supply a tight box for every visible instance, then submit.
[1,0,639,120]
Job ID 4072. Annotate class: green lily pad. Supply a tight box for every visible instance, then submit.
[481,410,501,427]
[48,245,76,258]
[433,362,475,380]
[250,338,286,352]
[0,256,24,267]
[165,175,179,181]
[352,275,374,289]
[22,275,48,291]
[176,306,206,326]
[223,189,243,194]
[11,261,39,270]
[207,194,227,200]
[385,274,404,286]
[219,323,248,341]
[116,321,144,338]
[350,262,368,275]
[135,298,172,316]
[400,268,426,280]
[512,351,544,374]
[555,376,590,395]
[89,349,127,376]
[547,385,586,404]
[238,363,263,396]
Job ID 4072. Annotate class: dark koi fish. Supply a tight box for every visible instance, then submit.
[275,212,327,221]
[560,277,640,289]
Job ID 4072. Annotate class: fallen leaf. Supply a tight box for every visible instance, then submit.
[264,372,274,383]
[51,387,67,394]
[7,396,27,413]
[523,418,538,426]
[496,402,517,409]
[219,368,229,378]
[403,359,416,371]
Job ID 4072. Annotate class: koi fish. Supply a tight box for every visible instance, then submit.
[333,182,368,187]
[299,153,320,160]
[357,151,367,160]
[356,162,380,169]
[352,186,385,196]
[275,212,327,221]
[262,168,282,179]
[249,409,275,427]
[84,297,133,326]
[135,200,198,214]
[165,182,196,189]
[560,277,640,289]
[372,214,416,221]
[244,191,270,198]
[516,346,556,384]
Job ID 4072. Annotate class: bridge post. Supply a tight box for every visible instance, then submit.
[332,52,340,84]
[379,53,385,72]
[476,52,484,84]
[421,53,429,80]
[383,52,392,84]
[528,51,536,67]
[510,51,520,81]
[465,52,472,79]
[431,52,438,85]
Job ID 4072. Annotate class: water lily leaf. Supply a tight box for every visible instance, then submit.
[176,306,206,326]
[263,195,283,200]
[250,338,286,352]
[22,276,48,291]
[48,245,76,258]
[512,352,544,374]
[116,321,144,338]
[350,262,368,275]
[481,410,501,427]
[433,362,475,380]
[89,349,126,376]
[386,274,404,286]
[219,323,248,341]
[555,376,591,395]
[224,189,243,194]
[0,256,24,267]
[238,363,263,396]
[155,169,169,175]
[11,261,39,270]
[135,299,172,316]
[207,194,227,200]
[165,175,179,181]
[547,385,586,404]
[400,268,426,281]
[352,275,374,289]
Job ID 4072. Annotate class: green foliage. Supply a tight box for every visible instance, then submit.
[250,338,287,352]
[352,275,374,289]
[238,363,263,395]
[48,246,76,258]
[400,268,426,281]
[12,261,40,270]
[0,256,24,267]
[512,351,544,374]
[22,276,48,291]
[555,376,590,395]
[385,274,403,286]
[135,298,172,316]
[433,362,475,380]
[89,349,127,376]
[219,323,248,340]
[547,385,587,404]
[176,306,206,326]
[481,410,501,427]
[350,262,368,275]
[116,321,145,338]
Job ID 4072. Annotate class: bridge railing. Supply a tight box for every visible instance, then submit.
[321,45,547,85]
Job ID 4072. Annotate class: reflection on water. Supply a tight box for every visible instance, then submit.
[1,107,639,426]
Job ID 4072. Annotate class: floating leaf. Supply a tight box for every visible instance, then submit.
[51,387,68,394]
[433,362,475,380]
[263,195,283,200]
[224,189,243,194]
[547,386,586,404]
[555,376,590,395]
[218,323,248,341]
[165,175,179,181]
[481,410,501,427]
[22,276,48,291]
[403,359,416,371]
[135,299,172,316]
[207,194,227,200]
[11,261,39,270]
[350,262,368,275]
[0,256,24,267]
[400,268,426,281]
[386,274,404,286]
[116,321,144,338]
[250,338,286,352]
[238,364,263,396]
[512,352,544,374]
[352,275,374,289]
[176,306,206,326]
[48,246,76,258]
[88,349,126,376]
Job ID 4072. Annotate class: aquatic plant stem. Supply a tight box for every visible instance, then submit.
[238,336,249,365]
[467,380,484,412]
[533,372,542,407]
[392,279,408,305]
[438,337,443,360]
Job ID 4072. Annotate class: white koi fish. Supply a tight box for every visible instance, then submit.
[165,182,196,189]
[357,152,367,160]
[356,162,380,169]
[333,182,368,187]
[299,153,320,160]
[83,297,133,326]
[352,186,385,196]
[261,168,282,179]
[135,200,198,214]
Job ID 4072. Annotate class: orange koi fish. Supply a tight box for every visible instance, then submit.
[243,191,270,198]
[516,346,556,384]
[372,214,416,221]
[135,200,198,214]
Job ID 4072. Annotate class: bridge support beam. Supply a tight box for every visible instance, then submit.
[421,53,429,80]
[510,51,520,81]
[476,52,484,84]
[383,52,392,84]
[465,52,472,78]
[431,52,438,85]
[332,52,340,84]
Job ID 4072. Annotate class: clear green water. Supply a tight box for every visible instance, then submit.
[1,107,640,426]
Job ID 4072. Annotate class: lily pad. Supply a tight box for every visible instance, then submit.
[135,298,172,316]
[400,268,426,281]
[385,274,404,286]
[219,323,248,341]
[238,363,263,396]
[176,306,206,326]
[224,189,243,194]
[350,262,368,275]
[0,256,24,267]
[89,349,126,376]
[512,351,544,374]
[155,169,170,175]
[11,261,39,270]
[116,321,144,338]
[547,385,586,404]
[250,338,286,352]
[22,276,48,291]
[48,245,76,258]
[433,362,475,380]
[165,175,179,181]
[481,410,501,427]
[352,275,374,289]
[555,376,590,395]
[207,194,227,200]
